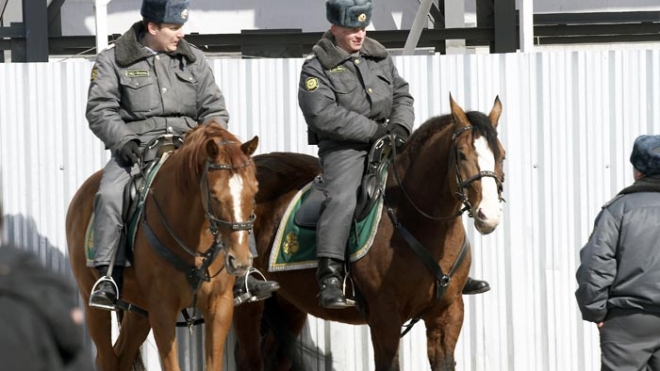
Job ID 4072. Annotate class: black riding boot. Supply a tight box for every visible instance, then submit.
[89,265,124,311]
[462,277,490,295]
[233,272,280,307]
[316,257,350,309]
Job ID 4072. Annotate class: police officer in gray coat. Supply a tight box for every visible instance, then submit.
[576,134,660,371]
[86,0,277,310]
[299,0,490,309]
[299,0,414,309]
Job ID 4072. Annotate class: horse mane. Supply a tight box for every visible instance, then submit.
[168,123,249,194]
[398,110,501,169]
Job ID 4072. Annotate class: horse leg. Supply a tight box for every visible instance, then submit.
[82,301,118,371]
[423,296,465,371]
[149,303,182,371]
[368,312,403,371]
[198,291,234,371]
[263,295,309,371]
[233,300,266,371]
[115,311,151,371]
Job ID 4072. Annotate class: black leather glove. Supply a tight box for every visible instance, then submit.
[118,140,140,166]
[386,123,410,141]
[370,124,388,144]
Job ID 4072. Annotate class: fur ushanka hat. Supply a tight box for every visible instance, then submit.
[141,0,190,25]
[326,0,372,28]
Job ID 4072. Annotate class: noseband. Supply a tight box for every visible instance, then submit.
[451,126,505,217]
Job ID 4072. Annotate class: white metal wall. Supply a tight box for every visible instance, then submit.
[2,48,660,370]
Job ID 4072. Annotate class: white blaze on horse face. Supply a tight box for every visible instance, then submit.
[474,136,502,233]
[228,174,247,244]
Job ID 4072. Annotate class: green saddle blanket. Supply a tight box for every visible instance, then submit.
[267,181,384,272]
[85,152,171,265]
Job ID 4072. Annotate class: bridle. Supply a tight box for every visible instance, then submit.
[391,125,504,221]
[451,126,505,218]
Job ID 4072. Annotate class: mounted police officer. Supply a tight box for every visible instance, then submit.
[298,0,489,309]
[86,0,278,310]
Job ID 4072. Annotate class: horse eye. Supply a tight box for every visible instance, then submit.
[458,151,467,161]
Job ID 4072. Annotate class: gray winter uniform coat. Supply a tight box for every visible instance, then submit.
[297,32,414,259]
[87,21,229,154]
[576,178,660,322]
[299,32,414,149]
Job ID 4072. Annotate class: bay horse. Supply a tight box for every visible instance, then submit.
[233,96,505,371]
[66,123,259,371]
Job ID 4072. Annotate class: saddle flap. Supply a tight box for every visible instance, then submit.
[294,176,325,228]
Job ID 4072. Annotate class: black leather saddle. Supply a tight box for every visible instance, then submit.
[294,135,395,229]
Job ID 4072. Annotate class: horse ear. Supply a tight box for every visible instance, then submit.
[206,139,219,159]
[241,136,259,156]
[489,96,502,128]
[449,93,469,127]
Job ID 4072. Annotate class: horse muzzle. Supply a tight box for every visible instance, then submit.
[225,252,253,276]
[473,205,502,235]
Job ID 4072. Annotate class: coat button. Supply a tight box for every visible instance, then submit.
[354,59,360,64]
[167,126,174,133]
[367,88,373,93]
[162,88,167,93]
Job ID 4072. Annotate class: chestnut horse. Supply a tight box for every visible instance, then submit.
[233,96,505,371]
[66,123,259,371]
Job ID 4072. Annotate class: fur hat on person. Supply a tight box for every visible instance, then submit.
[141,0,190,25]
[326,0,372,28]
[630,134,660,176]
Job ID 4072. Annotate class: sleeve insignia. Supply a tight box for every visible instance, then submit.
[305,77,319,92]
[90,67,98,81]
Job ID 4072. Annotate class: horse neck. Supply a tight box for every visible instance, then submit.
[150,155,207,237]
[394,126,463,226]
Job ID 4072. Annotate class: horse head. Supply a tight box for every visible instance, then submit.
[449,95,505,234]
[182,123,260,276]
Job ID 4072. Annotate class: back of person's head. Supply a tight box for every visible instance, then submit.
[141,0,190,25]
[630,134,660,176]
[326,0,372,28]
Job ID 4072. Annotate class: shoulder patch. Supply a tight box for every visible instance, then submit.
[305,77,319,92]
[90,67,98,81]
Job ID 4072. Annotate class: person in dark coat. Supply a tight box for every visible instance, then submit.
[576,134,660,371]
[0,197,95,371]
[86,0,277,310]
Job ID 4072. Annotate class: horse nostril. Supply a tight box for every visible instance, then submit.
[477,208,486,220]
[227,254,236,271]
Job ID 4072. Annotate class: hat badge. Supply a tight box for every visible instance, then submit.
[181,9,189,19]
[358,13,366,22]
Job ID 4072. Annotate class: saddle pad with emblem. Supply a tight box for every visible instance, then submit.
[268,181,384,272]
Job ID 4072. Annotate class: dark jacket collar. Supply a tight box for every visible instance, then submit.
[114,21,197,67]
[618,175,660,195]
[312,30,389,70]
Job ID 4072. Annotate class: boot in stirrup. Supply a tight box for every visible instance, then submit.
[89,265,122,311]
[316,257,350,309]
[462,277,490,295]
[233,269,280,307]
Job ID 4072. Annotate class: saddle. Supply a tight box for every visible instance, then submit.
[122,135,184,252]
[294,135,395,228]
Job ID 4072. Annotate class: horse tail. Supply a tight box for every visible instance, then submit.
[262,295,330,371]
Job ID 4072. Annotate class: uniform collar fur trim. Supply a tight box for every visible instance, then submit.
[312,30,388,70]
[114,21,197,67]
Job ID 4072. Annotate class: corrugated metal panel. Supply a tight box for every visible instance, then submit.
[2,48,660,370]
